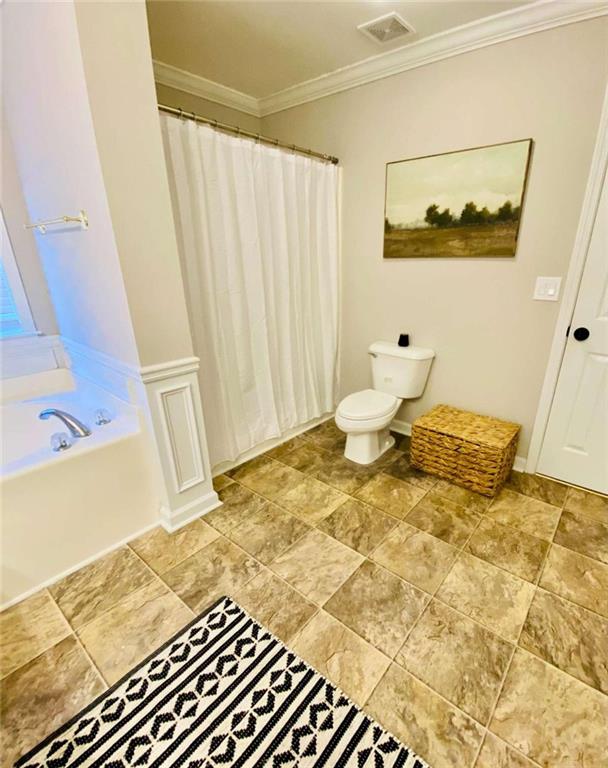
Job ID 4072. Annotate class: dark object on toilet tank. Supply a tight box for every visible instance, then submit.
[398,334,410,347]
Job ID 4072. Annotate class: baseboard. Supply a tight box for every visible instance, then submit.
[159,489,222,533]
[391,418,527,474]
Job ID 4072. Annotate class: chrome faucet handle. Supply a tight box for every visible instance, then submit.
[51,432,72,452]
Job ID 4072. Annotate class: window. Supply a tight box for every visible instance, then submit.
[0,208,36,339]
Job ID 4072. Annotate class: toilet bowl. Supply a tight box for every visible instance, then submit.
[336,341,435,465]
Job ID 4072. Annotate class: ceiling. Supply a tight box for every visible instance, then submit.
[146,1,534,99]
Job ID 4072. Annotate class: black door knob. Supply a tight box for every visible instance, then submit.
[573,327,590,341]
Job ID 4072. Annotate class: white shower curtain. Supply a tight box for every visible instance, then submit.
[161,115,339,467]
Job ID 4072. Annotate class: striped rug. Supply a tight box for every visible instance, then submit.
[17,596,428,768]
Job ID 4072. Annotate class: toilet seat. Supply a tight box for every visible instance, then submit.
[337,389,398,421]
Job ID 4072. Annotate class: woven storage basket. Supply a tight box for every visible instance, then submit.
[410,404,520,497]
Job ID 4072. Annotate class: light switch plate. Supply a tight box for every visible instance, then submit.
[534,276,562,301]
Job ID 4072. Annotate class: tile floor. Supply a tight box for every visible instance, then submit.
[2,420,607,768]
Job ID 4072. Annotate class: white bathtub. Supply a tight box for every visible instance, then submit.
[1,369,161,606]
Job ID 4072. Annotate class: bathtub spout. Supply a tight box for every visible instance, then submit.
[39,409,91,438]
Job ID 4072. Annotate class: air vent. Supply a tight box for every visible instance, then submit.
[358,12,414,45]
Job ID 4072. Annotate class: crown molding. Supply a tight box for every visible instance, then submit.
[153,60,261,117]
[152,1,608,120]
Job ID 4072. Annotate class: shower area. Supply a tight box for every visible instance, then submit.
[160,110,341,471]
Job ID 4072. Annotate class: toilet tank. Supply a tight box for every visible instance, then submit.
[369,341,435,398]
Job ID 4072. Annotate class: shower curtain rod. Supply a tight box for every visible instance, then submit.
[158,103,339,165]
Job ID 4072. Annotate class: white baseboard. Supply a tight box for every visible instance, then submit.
[159,489,222,533]
[391,418,527,474]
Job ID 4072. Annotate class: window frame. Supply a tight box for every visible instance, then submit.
[1,207,37,339]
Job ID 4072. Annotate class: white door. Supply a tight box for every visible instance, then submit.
[538,171,608,494]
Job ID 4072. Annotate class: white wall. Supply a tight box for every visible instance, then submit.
[262,19,608,457]
[156,83,262,134]
[2,1,139,366]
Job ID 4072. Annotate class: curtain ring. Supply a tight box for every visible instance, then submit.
[256,134,261,144]
[236,127,241,137]
[178,108,184,119]
[213,119,218,128]
[274,138,279,146]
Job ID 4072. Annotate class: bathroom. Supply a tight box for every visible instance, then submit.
[1,2,607,767]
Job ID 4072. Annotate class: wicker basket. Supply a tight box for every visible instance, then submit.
[410,405,520,497]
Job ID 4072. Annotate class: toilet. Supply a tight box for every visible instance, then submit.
[335,341,435,465]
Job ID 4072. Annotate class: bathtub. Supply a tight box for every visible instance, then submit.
[1,369,161,606]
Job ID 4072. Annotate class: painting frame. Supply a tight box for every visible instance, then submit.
[382,138,533,259]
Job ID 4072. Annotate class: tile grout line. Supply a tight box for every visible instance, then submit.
[126,545,197,618]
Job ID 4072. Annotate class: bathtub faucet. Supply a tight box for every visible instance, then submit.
[39,409,91,438]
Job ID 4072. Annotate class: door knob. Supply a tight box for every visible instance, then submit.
[573,327,590,341]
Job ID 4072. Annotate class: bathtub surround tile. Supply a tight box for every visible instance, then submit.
[233,570,317,643]
[279,443,330,474]
[373,522,458,593]
[519,589,608,693]
[554,509,608,564]
[312,452,378,494]
[225,454,274,481]
[366,663,484,768]
[466,517,548,582]
[475,733,537,768]
[163,537,261,612]
[356,474,427,519]
[1,636,105,768]
[270,529,363,604]
[0,590,70,679]
[383,454,437,491]
[405,492,481,547]
[491,649,608,767]
[129,520,219,574]
[325,560,428,657]
[563,486,608,522]
[540,544,608,617]
[206,483,267,534]
[319,499,398,555]
[238,460,305,501]
[49,547,154,630]
[487,489,561,541]
[227,503,310,564]
[278,475,348,524]
[437,553,535,641]
[396,600,513,724]
[291,610,390,706]
[432,480,492,514]
[505,471,568,507]
[78,580,192,685]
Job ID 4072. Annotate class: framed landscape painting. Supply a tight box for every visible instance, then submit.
[383,139,532,258]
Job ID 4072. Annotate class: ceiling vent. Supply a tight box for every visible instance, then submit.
[358,12,414,45]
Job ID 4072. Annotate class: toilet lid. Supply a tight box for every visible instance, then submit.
[338,389,398,421]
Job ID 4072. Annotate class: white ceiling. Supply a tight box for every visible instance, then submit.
[146,1,534,99]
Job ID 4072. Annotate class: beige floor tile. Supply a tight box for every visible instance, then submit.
[505,471,568,507]
[291,610,390,706]
[491,649,608,767]
[304,420,346,453]
[163,537,261,612]
[432,480,491,514]
[233,570,317,643]
[396,600,512,724]
[325,560,428,657]
[383,453,437,491]
[0,591,70,679]
[1,636,105,768]
[270,529,363,604]
[372,522,459,593]
[49,547,154,630]
[519,589,608,694]
[466,518,548,582]
[238,460,305,501]
[390,431,411,453]
[129,520,219,574]
[554,510,608,564]
[405,492,481,547]
[212,473,234,492]
[356,474,427,520]
[227,503,310,564]
[487,489,561,541]
[366,663,484,768]
[540,543,608,618]
[312,452,378,494]
[205,483,267,534]
[266,435,307,461]
[78,580,193,685]
[437,553,535,641]
[279,443,330,474]
[225,454,274,480]
[475,733,537,768]
[563,487,608,523]
[279,475,348,524]
[319,499,398,555]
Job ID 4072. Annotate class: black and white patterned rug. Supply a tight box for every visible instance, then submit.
[17,596,429,768]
